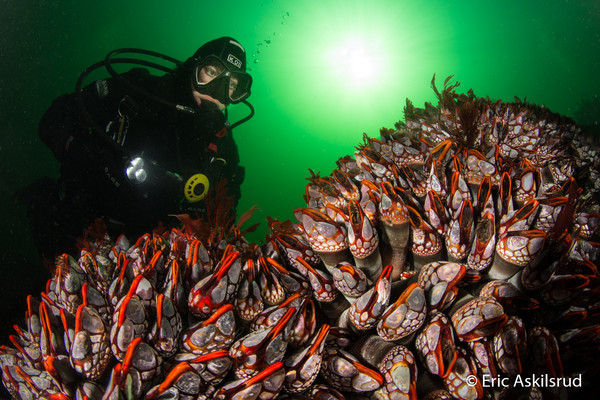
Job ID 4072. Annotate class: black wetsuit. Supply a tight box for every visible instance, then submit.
[20,66,245,259]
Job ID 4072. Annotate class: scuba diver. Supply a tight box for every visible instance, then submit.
[18,36,254,260]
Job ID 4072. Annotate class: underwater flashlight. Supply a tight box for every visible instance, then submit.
[125,156,148,184]
[124,155,186,204]
[125,155,208,204]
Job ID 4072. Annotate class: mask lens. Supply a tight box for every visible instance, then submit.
[228,72,252,103]
[194,57,227,87]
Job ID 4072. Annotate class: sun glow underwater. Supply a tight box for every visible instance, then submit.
[324,36,385,92]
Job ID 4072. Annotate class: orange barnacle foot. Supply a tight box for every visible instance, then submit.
[377,282,427,342]
[113,337,162,397]
[101,363,128,399]
[295,207,351,275]
[497,199,540,238]
[491,200,545,283]
[110,292,150,362]
[443,346,484,400]
[534,196,569,235]
[296,256,349,321]
[304,169,347,211]
[407,204,444,270]
[332,168,360,203]
[399,164,428,198]
[144,361,213,400]
[418,261,466,312]
[447,169,472,214]
[229,307,296,380]
[467,211,496,272]
[257,256,286,306]
[377,345,418,400]
[346,199,382,281]
[355,146,396,186]
[479,280,539,313]
[250,293,304,332]
[349,334,419,399]
[416,311,457,379]
[558,325,600,377]
[331,261,371,301]
[308,383,347,399]
[573,211,600,240]
[445,200,475,263]
[268,217,322,275]
[497,171,515,217]
[187,252,242,318]
[520,235,571,291]
[147,294,182,359]
[286,297,317,348]
[78,250,112,297]
[2,364,64,400]
[284,324,330,393]
[47,253,86,316]
[70,305,111,380]
[465,149,499,189]
[180,304,236,355]
[321,346,383,393]
[185,238,212,280]
[296,257,338,303]
[513,167,538,209]
[425,159,448,199]
[213,361,285,400]
[492,316,527,375]
[168,350,232,387]
[424,190,451,237]
[73,380,104,399]
[42,355,78,396]
[234,259,263,323]
[342,265,392,332]
[451,296,508,342]
[539,273,590,306]
[160,255,187,311]
[38,300,67,363]
[467,337,499,379]
[266,257,312,299]
[490,230,546,281]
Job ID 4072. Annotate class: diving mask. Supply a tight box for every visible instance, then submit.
[192,56,252,105]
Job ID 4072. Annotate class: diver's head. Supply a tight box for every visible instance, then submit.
[190,37,252,110]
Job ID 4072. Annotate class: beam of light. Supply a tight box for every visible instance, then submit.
[324,35,383,91]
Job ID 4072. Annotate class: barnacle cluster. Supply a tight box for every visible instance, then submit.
[1,76,598,399]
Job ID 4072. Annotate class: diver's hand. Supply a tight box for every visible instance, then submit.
[192,89,226,111]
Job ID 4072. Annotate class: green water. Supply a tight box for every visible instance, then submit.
[0,0,598,337]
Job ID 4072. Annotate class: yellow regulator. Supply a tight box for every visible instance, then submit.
[184,173,209,202]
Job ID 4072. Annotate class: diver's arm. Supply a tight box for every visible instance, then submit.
[39,93,90,164]
[39,76,135,169]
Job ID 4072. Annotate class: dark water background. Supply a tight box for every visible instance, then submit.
[0,0,598,352]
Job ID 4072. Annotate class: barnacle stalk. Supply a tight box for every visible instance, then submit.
[379,182,410,280]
